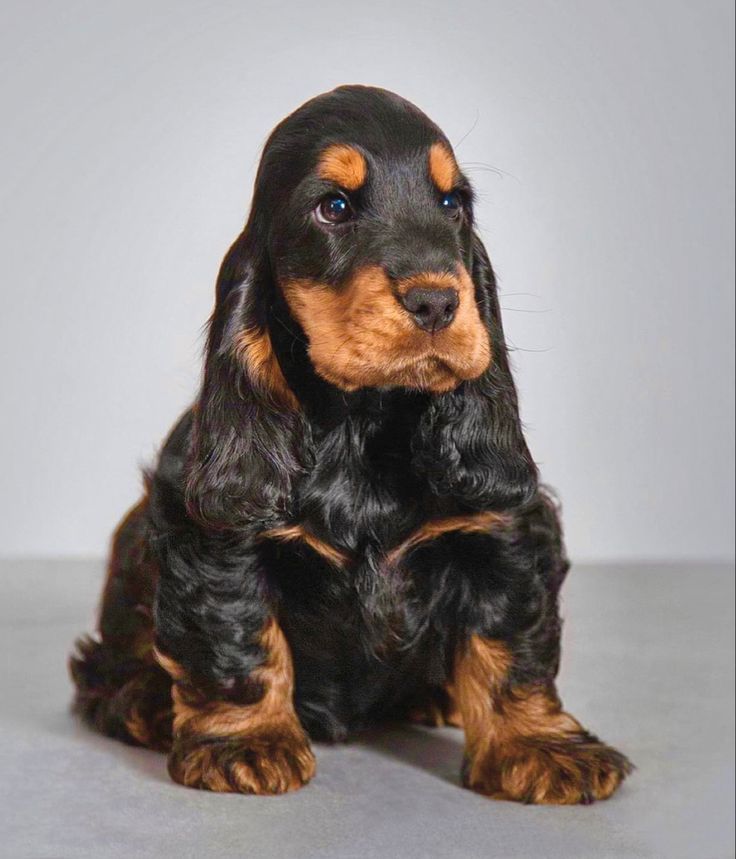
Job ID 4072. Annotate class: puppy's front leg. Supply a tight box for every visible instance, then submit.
[454,635,632,804]
[155,619,314,794]
[153,537,314,794]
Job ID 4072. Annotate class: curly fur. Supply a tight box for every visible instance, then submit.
[70,85,631,802]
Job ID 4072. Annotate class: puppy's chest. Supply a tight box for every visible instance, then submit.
[264,419,477,677]
[294,414,428,556]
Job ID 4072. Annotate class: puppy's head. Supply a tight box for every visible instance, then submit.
[188,87,536,529]
[242,85,490,394]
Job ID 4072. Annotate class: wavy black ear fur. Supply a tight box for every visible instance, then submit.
[184,233,306,532]
[412,233,539,511]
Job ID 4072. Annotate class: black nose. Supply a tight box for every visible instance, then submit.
[400,286,459,333]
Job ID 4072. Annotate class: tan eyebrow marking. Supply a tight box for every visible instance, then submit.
[428,142,459,192]
[317,144,367,190]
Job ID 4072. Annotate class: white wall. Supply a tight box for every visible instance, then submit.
[1,0,733,561]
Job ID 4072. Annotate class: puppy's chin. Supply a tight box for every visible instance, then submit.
[309,352,488,394]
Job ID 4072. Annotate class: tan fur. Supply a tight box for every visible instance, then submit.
[283,265,490,393]
[454,635,628,803]
[156,619,315,794]
[124,707,154,746]
[317,144,367,190]
[233,326,298,410]
[428,142,459,192]
[124,693,172,752]
[262,524,350,568]
[265,514,509,571]
[387,511,511,565]
[454,636,512,757]
[153,649,186,683]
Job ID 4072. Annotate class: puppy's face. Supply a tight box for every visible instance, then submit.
[258,87,491,393]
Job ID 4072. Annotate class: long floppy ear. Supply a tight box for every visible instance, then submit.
[184,232,306,531]
[412,233,538,511]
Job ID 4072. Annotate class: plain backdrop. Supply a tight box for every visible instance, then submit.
[1,0,733,562]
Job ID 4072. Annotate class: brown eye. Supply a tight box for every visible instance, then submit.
[315,194,352,225]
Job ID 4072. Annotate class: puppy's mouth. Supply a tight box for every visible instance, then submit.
[282,265,491,394]
[367,343,482,393]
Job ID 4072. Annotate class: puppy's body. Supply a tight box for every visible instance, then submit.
[71,86,631,802]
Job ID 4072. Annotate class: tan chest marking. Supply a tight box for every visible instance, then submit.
[261,511,511,572]
[387,511,512,565]
[262,524,350,568]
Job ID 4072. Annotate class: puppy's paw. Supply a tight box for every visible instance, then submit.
[168,728,316,794]
[464,732,633,805]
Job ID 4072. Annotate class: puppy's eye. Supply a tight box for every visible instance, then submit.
[440,191,463,218]
[315,194,352,225]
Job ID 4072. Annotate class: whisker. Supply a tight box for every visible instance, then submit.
[461,162,521,183]
[506,341,554,354]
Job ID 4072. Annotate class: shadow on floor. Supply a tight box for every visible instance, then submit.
[351,723,465,787]
[61,706,466,790]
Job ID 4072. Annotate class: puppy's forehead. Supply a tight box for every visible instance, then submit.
[315,139,459,194]
[268,85,459,185]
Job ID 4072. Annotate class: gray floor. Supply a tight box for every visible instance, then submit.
[0,560,733,859]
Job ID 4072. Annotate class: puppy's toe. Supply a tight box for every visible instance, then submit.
[465,732,633,805]
[168,728,316,794]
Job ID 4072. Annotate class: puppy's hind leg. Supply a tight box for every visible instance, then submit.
[69,497,173,751]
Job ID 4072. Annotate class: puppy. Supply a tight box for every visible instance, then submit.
[71,85,632,802]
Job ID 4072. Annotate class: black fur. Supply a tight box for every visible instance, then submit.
[70,85,630,799]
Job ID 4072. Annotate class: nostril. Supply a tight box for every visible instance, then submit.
[417,303,431,319]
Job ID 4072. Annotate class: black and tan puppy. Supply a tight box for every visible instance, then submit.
[71,85,632,803]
